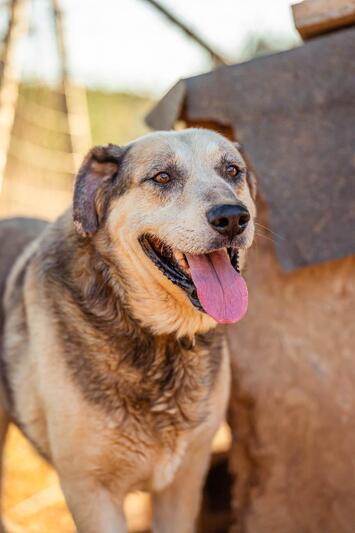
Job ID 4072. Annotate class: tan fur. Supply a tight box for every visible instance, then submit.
[0,129,255,532]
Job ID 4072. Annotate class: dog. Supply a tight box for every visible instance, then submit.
[0,128,256,532]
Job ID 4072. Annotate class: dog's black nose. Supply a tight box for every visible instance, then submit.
[207,204,250,238]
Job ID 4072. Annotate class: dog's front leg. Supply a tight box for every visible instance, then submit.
[152,441,212,533]
[153,341,230,533]
[59,474,127,533]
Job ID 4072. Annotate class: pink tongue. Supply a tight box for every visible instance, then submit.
[185,250,248,324]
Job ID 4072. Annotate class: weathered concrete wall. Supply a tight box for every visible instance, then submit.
[228,199,355,533]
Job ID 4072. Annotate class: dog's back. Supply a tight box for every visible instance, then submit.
[0,217,47,294]
[0,218,47,375]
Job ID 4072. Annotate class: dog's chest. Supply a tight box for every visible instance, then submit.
[98,408,203,493]
[67,332,220,429]
[152,437,188,491]
[60,330,222,488]
[139,341,217,434]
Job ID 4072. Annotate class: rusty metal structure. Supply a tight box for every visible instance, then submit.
[147,26,355,271]
[147,1,355,531]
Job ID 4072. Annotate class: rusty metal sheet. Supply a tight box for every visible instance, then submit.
[147,79,186,131]
[146,27,355,271]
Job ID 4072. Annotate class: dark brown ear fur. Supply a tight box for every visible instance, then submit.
[73,144,124,237]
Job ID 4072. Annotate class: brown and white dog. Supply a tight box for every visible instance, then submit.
[0,128,256,532]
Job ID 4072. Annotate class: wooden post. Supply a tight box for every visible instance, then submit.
[292,0,355,39]
[51,0,91,172]
[141,0,227,67]
[0,0,28,192]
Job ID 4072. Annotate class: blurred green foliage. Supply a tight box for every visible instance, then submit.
[87,90,152,145]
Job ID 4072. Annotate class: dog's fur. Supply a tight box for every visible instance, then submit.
[0,129,255,532]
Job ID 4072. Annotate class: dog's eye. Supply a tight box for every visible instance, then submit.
[152,172,171,184]
[226,164,239,177]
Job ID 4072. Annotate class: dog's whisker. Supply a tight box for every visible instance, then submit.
[255,222,284,240]
[255,231,277,244]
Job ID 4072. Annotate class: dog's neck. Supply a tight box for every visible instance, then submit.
[120,274,217,339]
[39,219,223,423]
[43,217,214,342]
[91,232,217,339]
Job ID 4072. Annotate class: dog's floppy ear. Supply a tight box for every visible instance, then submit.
[73,144,123,237]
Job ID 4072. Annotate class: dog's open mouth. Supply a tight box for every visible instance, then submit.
[138,234,248,324]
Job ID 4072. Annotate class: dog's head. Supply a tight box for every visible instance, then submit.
[73,129,256,337]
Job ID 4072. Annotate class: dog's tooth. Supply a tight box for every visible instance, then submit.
[174,250,188,270]
[174,250,183,261]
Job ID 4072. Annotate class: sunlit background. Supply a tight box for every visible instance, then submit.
[0,0,302,220]
[0,1,301,531]
[17,0,301,93]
